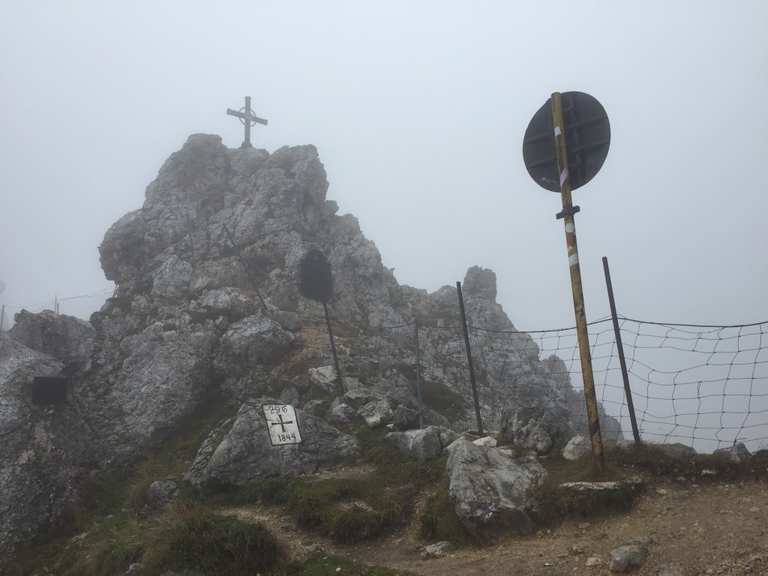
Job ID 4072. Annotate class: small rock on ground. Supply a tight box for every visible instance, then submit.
[609,540,649,572]
[421,541,453,559]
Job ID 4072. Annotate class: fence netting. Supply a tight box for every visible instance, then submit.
[469,317,768,453]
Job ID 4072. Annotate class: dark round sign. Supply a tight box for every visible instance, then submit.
[523,91,610,192]
[298,249,333,304]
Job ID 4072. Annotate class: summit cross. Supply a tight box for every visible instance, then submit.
[226,96,268,148]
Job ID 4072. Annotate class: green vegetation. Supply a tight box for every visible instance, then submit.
[206,428,446,545]
[142,506,282,575]
[419,482,471,545]
[608,443,768,480]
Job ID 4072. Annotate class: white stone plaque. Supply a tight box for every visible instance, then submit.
[262,404,302,446]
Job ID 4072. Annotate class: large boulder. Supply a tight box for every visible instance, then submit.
[385,426,458,461]
[186,400,358,485]
[445,437,546,534]
[10,310,95,368]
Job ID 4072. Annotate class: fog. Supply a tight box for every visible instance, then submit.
[2,0,767,331]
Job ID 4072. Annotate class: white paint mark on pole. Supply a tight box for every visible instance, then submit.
[262,404,302,446]
[559,169,569,187]
[565,223,575,233]
[554,126,562,137]
[568,254,579,267]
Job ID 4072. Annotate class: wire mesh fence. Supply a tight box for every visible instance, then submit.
[467,317,768,453]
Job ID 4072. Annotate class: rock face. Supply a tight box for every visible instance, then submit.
[445,437,546,534]
[0,335,91,554]
[186,400,358,485]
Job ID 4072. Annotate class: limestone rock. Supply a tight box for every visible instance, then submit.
[186,400,358,485]
[10,309,95,368]
[609,539,650,572]
[145,479,179,510]
[327,400,358,426]
[308,365,340,394]
[472,435,497,447]
[357,398,393,428]
[562,434,589,461]
[557,477,644,516]
[713,442,751,463]
[386,426,458,462]
[421,540,453,559]
[445,437,546,534]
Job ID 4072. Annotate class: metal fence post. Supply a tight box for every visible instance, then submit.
[602,257,642,446]
[456,281,484,435]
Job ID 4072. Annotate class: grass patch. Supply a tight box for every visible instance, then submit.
[608,443,768,481]
[419,482,471,545]
[141,506,281,576]
[202,428,446,545]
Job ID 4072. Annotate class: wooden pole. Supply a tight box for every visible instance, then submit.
[456,281,484,435]
[551,92,605,473]
[602,257,642,446]
[0,305,5,332]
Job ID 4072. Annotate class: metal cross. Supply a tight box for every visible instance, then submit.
[226,96,268,148]
[270,413,293,434]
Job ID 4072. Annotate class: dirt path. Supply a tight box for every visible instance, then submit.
[338,478,768,576]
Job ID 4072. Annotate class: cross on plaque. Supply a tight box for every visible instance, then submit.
[226,96,268,148]
[270,413,294,434]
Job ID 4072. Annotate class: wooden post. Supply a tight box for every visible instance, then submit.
[456,281,484,435]
[0,305,5,332]
[551,92,605,473]
[602,257,642,446]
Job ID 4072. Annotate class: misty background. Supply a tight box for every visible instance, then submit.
[2,1,767,329]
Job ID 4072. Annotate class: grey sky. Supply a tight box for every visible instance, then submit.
[2,0,767,331]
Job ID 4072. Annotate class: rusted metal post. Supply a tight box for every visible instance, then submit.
[602,256,642,446]
[551,92,605,473]
[414,319,424,429]
[456,281,484,435]
[323,302,345,395]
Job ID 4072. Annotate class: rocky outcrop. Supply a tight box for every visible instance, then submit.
[0,335,92,554]
[186,400,358,485]
[445,437,546,534]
